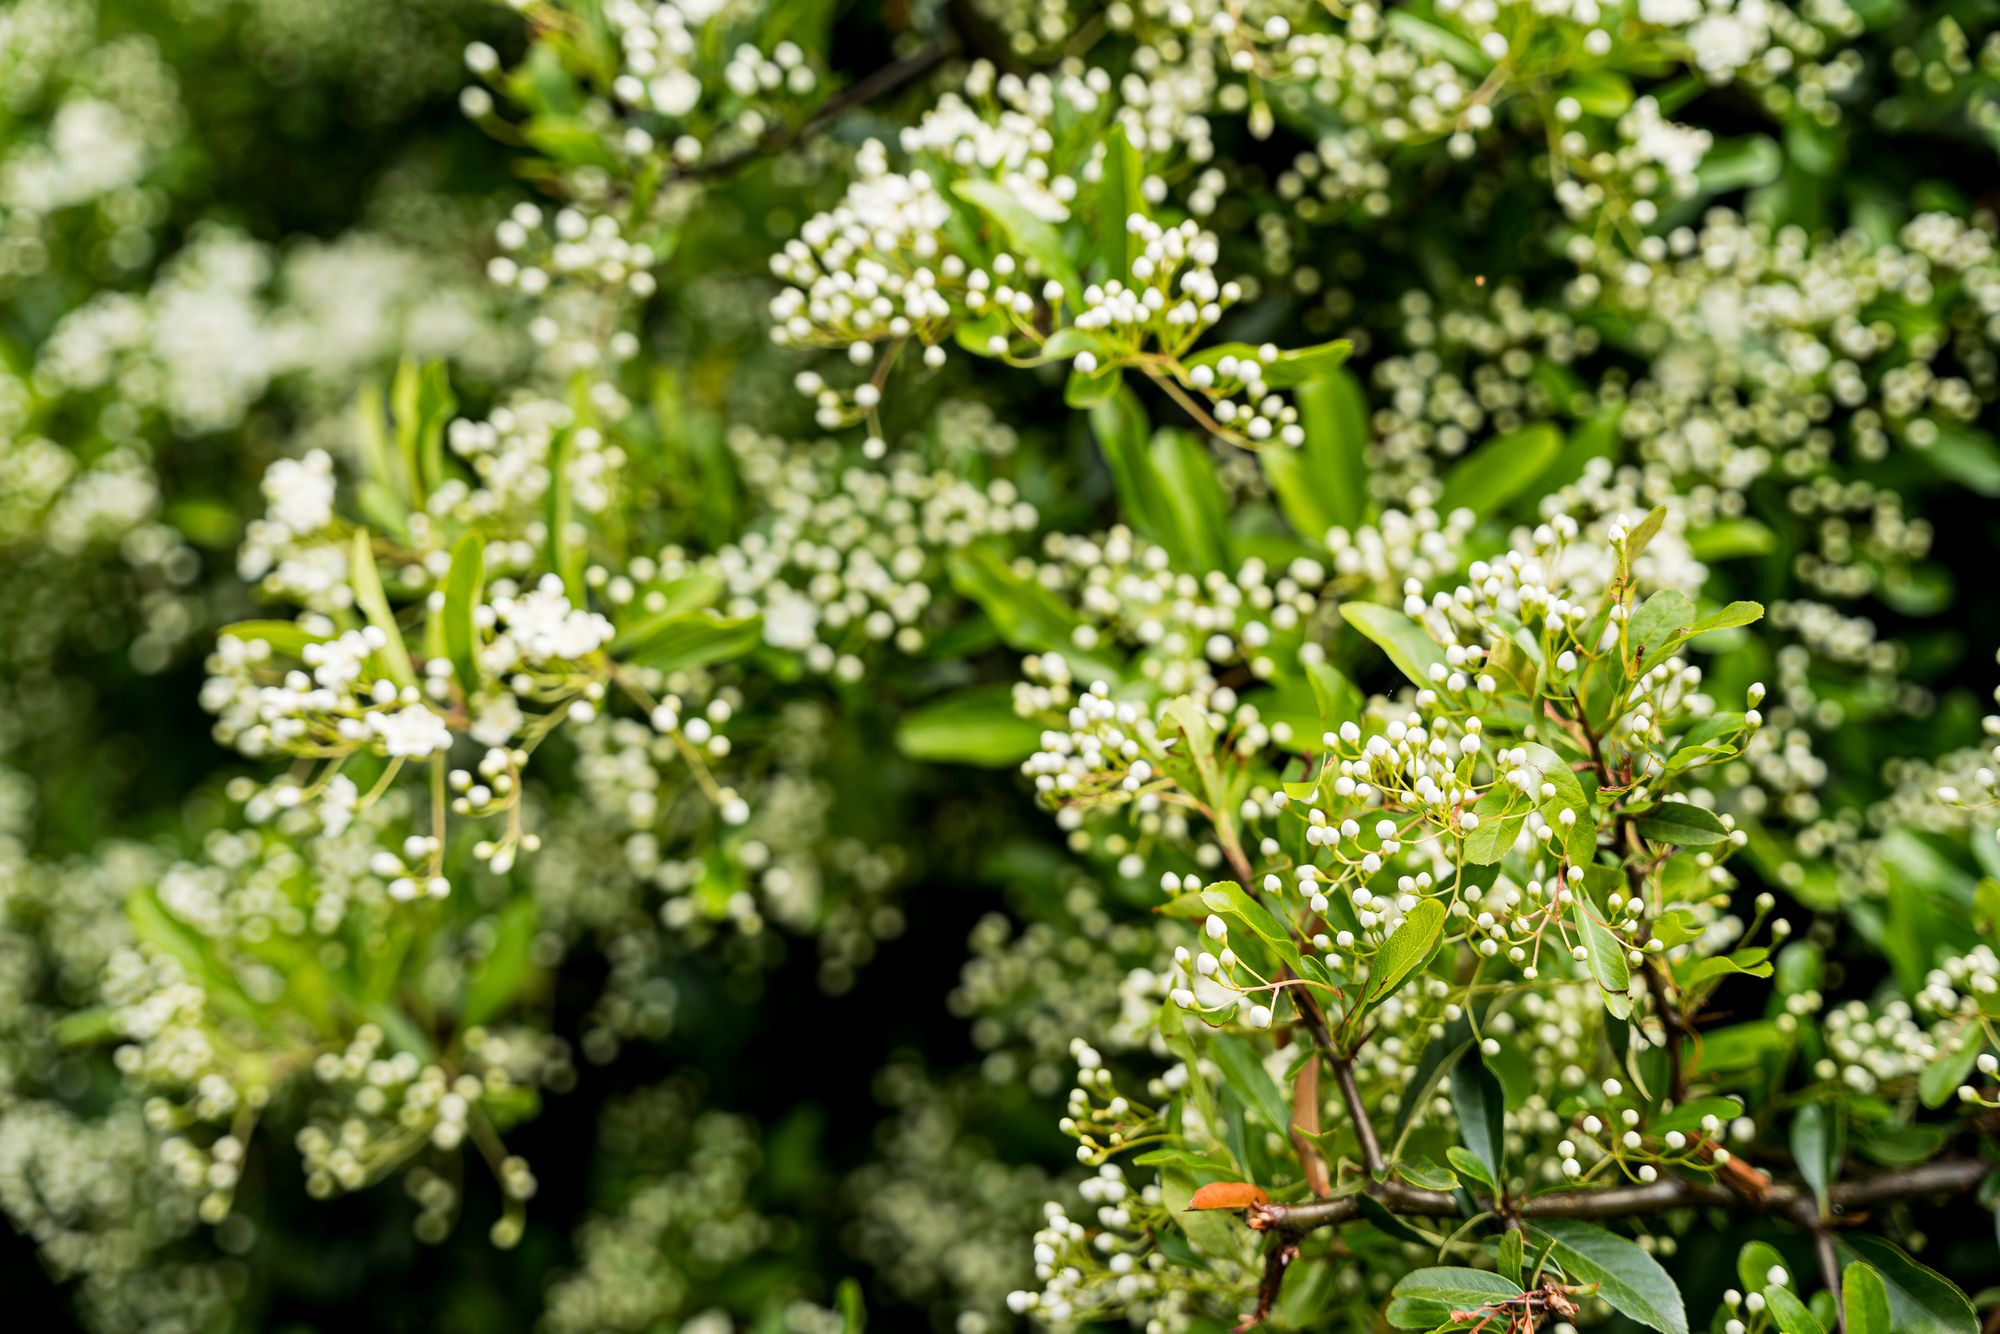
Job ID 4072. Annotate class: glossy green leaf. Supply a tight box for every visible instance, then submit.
[1436,423,1562,517]
[1918,1024,1980,1108]
[462,895,537,1029]
[1385,1268,1522,1329]
[219,619,324,660]
[953,179,1082,302]
[1449,1049,1506,1188]
[1842,1262,1894,1334]
[441,532,485,698]
[1341,602,1446,690]
[1278,368,1369,534]
[1572,896,1633,1020]
[349,529,416,688]
[1766,1286,1826,1334]
[1529,1219,1688,1334]
[620,611,763,673]
[1833,1237,1976,1334]
[1634,802,1728,847]
[1445,1144,1495,1192]
[1366,897,1445,1005]
[895,686,1043,768]
[1212,1034,1290,1138]
[1094,124,1144,280]
[948,546,1085,657]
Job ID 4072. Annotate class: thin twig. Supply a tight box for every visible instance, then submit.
[1332,1056,1386,1179]
[1243,1156,1991,1237]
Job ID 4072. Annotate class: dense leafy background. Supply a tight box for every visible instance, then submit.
[6,0,2000,1331]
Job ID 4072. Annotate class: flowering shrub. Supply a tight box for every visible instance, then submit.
[3,0,2000,1331]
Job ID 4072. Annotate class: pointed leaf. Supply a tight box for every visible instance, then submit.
[1528,1219,1688,1334]
[441,532,485,697]
[1341,602,1446,690]
[1366,897,1445,1005]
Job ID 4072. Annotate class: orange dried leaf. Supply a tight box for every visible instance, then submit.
[1187,1181,1271,1211]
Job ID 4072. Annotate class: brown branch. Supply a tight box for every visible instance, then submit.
[1332,1055,1387,1179]
[1237,1237,1299,1332]
[1243,1156,1991,1239]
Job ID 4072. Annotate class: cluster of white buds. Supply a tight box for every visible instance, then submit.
[488,203,658,301]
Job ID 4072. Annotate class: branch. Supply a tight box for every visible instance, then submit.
[1332,1055,1387,1179]
[1243,1156,1991,1238]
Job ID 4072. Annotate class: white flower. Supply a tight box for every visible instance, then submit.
[368,704,452,758]
[762,587,822,651]
[470,694,523,747]
[495,575,614,662]
[261,449,336,535]
[319,774,359,837]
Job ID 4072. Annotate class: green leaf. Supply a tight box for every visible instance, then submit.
[1572,896,1633,1020]
[1528,1219,1688,1334]
[1341,602,1446,689]
[895,686,1041,768]
[1737,1240,1789,1296]
[612,573,727,653]
[1766,1286,1827,1334]
[1628,588,1696,666]
[1212,1035,1289,1139]
[1448,1050,1506,1188]
[947,546,1085,657]
[620,610,763,673]
[543,423,583,603]
[1357,1191,1439,1246]
[1147,429,1230,574]
[1386,1268,1523,1329]
[1834,1237,1976,1334]
[1395,1154,1459,1192]
[1304,659,1363,733]
[837,1277,865,1334]
[219,619,324,660]
[1064,364,1122,407]
[1696,134,1783,196]
[1842,1262,1894,1334]
[1276,368,1370,535]
[952,179,1082,302]
[1463,788,1527,865]
[1918,1024,1980,1108]
[1497,1227,1524,1286]
[1634,802,1728,847]
[1202,882,1303,974]
[1366,897,1445,1005]
[1089,386,1166,542]
[1517,741,1595,862]
[1686,601,1763,637]
[1390,1017,1472,1148]
[1384,10,1492,73]
[350,529,416,688]
[441,532,485,698]
[1094,124,1144,280]
[1686,518,1777,561]
[462,895,538,1029]
[1679,947,1773,993]
[1445,1145,1495,1192]
[391,360,457,502]
[1918,423,2000,497]
[353,380,409,535]
[1791,1102,1842,1217]
[1558,69,1634,117]
[1437,423,1562,517]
